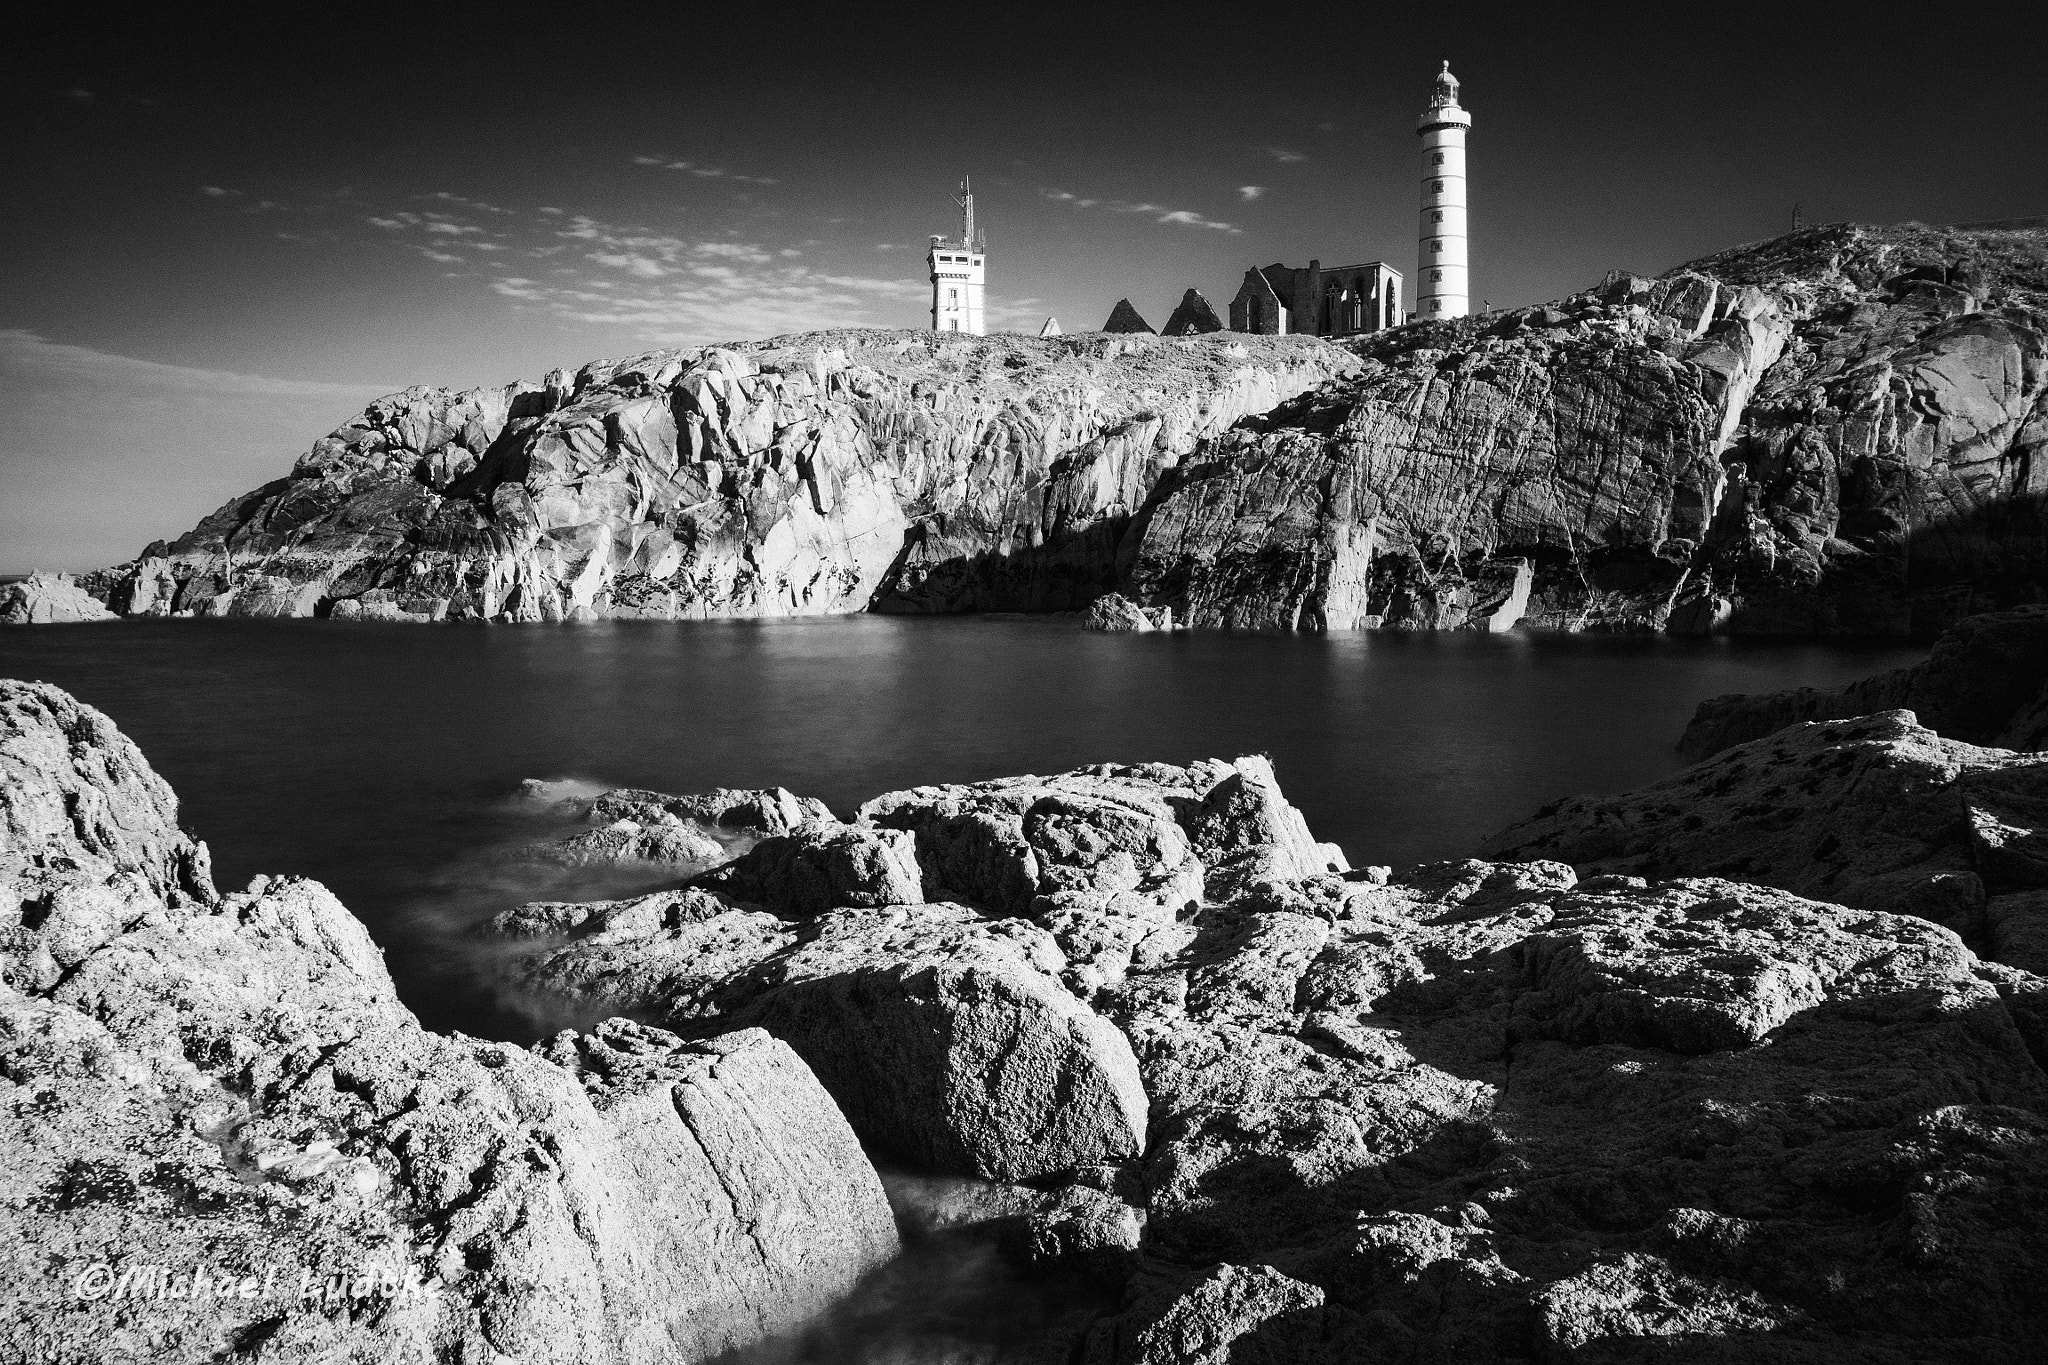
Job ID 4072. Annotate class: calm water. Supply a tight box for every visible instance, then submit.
[0,616,1922,1038]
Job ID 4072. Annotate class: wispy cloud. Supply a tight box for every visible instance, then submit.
[1257,146,1308,163]
[427,191,515,215]
[631,155,778,186]
[487,211,923,344]
[1039,188,1240,233]
[1238,186,1266,201]
[0,329,394,400]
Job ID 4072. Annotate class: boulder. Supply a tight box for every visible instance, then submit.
[492,893,1150,1184]
[735,904,1150,1182]
[1083,592,1158,632]
[0,680,898,1364]
[0,572,117,625]
[512,817,728,868]
[858,762,1215,916]
[696,822,923,915]
[1083,1264,1348,1364]
[1187,755,1346,885]
[590,785,835,837]
[508,784,833,868]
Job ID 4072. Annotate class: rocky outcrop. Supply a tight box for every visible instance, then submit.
[492,750,2048,1361]
[1679,603,2048,759]
[509,782,834,867]
[0,572,118,625]
[1083,592,1169,631]
[490,758,1343,1180]
[1479,709,2048,942]
[697,822,923,915]
[1122,220,2048,634]
[93,331,1352,623]
[0,680,898,1364]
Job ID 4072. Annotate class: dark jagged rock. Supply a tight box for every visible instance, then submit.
[1121,220,2048,634]
[1161,289,1226,337]
[1101,299,1157,335]
[1679,604,2048,759]
[0,681,898,1364]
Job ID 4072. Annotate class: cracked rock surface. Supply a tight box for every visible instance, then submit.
[491,745,2048,1362]
[80,331,1354,624]
[0,680,897,1364]
[1121,221,2048,635]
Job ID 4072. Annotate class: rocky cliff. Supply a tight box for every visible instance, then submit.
[41,219,2047,635]
[1123,220,2048,633]
[0,681,899,1363]
[87,332,1352,623]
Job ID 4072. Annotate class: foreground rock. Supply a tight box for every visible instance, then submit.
[493,751,2048,1360]
[1479,709,2048,948]
[492,758,1345,1178]
[509,783,833,868]
[89,331,1353,623]
[0,681,897,1364]
[0,571,118,625]
[1121,220,2048,634]
[1679,604,2048,759]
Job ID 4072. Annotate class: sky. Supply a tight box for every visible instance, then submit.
[4,0,2044,572]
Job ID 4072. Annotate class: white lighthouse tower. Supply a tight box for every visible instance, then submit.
[928,178,986,335]
[1415,61,1471,320]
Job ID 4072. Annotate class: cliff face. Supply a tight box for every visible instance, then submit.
[69,221,2048,634]
[1123,221,2048,633]
[100,331,1354,623]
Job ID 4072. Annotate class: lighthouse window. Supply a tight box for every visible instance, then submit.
[1432,180,1444,193]
[1431,270,1443,282]
[1431,240,1443,254]
[1432,153,1445,165]
[1432,210,1444,222]
[948,288,959,302]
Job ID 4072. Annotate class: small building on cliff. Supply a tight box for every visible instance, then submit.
[928,178,986,334]
[1229,260,1402,337]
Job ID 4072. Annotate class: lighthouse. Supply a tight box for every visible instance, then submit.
[1415,61,1471,320]
[928,178,986,335]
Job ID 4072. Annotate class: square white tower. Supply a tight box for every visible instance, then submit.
[928,178,986,335]
[1416,61,1472,320]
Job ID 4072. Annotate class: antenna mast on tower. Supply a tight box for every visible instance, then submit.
[955,177,979,250]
